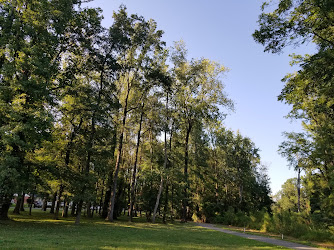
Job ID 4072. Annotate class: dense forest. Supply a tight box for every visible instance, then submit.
[1,0,333,241]
[0,0,272,223]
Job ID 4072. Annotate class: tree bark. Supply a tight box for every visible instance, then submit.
[129,103,144,221]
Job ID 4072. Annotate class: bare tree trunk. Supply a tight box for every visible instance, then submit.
[107,81,130,222]
[130,103,144,221]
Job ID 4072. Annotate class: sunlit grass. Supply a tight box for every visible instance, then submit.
[0,209,288,249]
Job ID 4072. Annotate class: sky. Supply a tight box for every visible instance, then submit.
[85,0,314,194]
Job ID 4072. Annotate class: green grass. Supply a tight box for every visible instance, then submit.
[0,209,288,249]
[216,224,331,249]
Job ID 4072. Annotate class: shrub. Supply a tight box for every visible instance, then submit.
[222,207,236,225]
[301,229,333,242]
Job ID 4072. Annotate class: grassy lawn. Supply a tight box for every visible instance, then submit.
[0,209,288,249]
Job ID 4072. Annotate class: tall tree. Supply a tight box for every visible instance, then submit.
[0,0,81,220]
[171,41,233,222]
[254,0,334,221]
[107,7,165,222]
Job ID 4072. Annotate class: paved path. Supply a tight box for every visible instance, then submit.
[197,223,321,250]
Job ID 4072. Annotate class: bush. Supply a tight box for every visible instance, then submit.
[223,207,236,225]
[211,208,334,242]
[301,229,333,242]
[261,211,272,232]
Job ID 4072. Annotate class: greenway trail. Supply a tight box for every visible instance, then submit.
[197,223,321,250]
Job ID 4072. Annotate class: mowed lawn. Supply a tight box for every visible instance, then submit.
[0,209,288,249]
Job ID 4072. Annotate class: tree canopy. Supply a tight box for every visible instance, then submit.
[254,0,334,223]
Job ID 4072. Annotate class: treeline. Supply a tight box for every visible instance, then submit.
[0,1,272,223]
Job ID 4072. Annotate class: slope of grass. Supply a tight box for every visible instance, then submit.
[0,209,288,249]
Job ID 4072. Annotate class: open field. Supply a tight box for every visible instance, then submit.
[0,209,288,249]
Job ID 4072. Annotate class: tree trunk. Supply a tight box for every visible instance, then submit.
[152,176,163,223]
[0,197,11,220]
[153,93,169,223]
[239,184,243,205]
[50,191,57,214]
[130,103,144,221]
[71,202,76,216]
[297,167,301,213]
[42,197,47,211]
[29,193,35,216]
[87,202,92,218]
[13,195,22,214]
[102,181,112,218]
[107,81,130,222]
[98,181,104,215]
[75,200,83,225]
[54,185,63,220]
[182,122,192,222]
[20,192,25,211]
[62,199,69,217]
[163,182,168,223]
[101,134,116,218]
[171,184,174,222]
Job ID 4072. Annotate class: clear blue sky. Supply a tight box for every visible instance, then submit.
[85,0,313,194]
